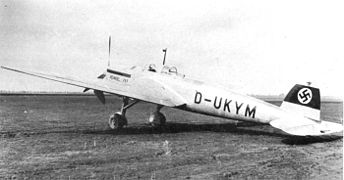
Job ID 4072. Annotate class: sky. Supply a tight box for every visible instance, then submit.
[0,0,343,97]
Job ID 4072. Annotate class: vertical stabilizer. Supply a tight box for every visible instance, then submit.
[280,84,320,120]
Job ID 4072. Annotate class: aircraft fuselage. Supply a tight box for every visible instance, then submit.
[108,67,286,123]
[104,67,289,125]
[157,74,286,124]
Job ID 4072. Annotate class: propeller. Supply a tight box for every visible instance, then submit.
[108,36,111,67]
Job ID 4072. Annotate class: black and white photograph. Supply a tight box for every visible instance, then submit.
[0,0,343,179]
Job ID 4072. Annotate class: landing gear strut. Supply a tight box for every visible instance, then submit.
[108,98,166,129]
[148,105,166,127]
[108,97,138,129]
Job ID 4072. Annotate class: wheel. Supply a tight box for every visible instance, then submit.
[108,112,128,129]
[148,111,166,127]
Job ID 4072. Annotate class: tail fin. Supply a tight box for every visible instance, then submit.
[280,84,320,120]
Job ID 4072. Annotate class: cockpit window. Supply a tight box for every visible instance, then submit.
[161,66,177,74]
[168,66,177,74]
[161,66,170,73]
[160,66,185,78]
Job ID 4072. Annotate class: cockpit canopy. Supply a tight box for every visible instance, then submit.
[161,66,177,74]
[146,64,185,78]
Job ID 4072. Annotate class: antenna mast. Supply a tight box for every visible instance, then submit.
[162,48,167,66]
[108,36,111,67]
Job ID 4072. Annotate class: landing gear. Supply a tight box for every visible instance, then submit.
[108,112,127,129]
[148,105,166,127]
[108,97,138,130]
[108,97,166,129]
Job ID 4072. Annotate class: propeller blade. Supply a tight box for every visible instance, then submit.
[108,36,111,67]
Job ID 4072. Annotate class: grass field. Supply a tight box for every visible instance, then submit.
[0,95,342,179]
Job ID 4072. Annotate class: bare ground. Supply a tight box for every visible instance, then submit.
[0,96,342,179]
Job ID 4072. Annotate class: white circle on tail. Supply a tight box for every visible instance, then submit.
[297,88,312,104]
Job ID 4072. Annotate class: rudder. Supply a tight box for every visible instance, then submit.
[280,84,320,120]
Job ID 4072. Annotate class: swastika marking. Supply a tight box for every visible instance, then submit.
[297,88,312,104]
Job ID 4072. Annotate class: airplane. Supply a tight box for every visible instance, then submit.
[1,38,343,136]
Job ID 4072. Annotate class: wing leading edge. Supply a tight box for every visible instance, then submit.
[1,66,186,107]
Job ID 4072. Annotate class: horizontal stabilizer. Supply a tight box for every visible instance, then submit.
[270,117,343,136]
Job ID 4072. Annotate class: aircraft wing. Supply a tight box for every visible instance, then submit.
[1,66,186,107]
[270,117,343,136]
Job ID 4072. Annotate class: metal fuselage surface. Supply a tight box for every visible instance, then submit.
[157,73,285,124]
[105,66,287,124]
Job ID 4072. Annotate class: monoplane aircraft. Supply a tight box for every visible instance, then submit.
[2,38,343,136]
